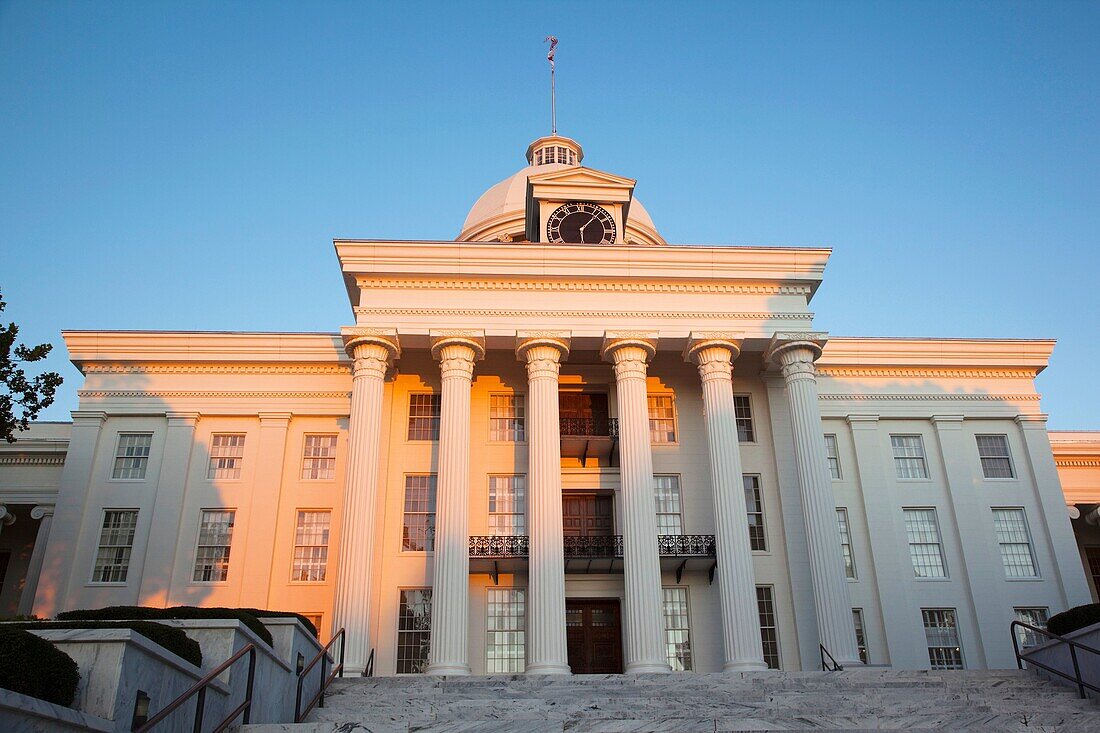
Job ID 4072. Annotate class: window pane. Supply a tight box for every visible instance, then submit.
[1014,607,1049,648]
[654,475,683,535]
[403,475,437,551]
[292,510,331,581]
[489,394,525,442]
[993,508,1037,578]
[489,475,526,536]
[922,609,963,669]
[113,433,152,479]
[904,508,946,578]
[744,475,766,551]
[837,508,856,579]
[852,609,868,664]
[487,588,526,673]
[891,435,929,479]
[92,510,138,582]
[208,433,245,479]
[301,435,338,480]
[734,395,755,443]
[398,589,432,673]
[193,510,235,582]
[824,434,841,479]
[408,394,441,441]
[662,587,692,671]
[647,395,676,443]
[756,586,780,669]
[977,435,1014,478]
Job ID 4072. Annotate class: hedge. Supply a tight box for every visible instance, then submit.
[56,606,317,646]
[0,627,80,707]
[239,608,318,638]
[1046,603,1100,637]
[10,620,202,668]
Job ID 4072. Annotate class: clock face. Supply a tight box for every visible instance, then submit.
[546,202,617,244]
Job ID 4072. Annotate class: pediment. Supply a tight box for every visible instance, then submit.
[526,166,636,189]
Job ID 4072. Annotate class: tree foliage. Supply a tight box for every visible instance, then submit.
[1,288,63,443]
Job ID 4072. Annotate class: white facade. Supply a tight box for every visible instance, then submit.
[0,135,1092,677]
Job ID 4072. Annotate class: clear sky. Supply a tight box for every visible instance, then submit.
[2,1,1098,427]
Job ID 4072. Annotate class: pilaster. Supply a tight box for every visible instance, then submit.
[240,412,292,605]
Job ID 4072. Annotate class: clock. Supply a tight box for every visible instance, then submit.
[546,202,617,244]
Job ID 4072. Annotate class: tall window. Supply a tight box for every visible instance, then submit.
[488,475,526,536]
[744,475,767,551]
[397,589,432,674]
[193,510,235,582]
[662,587,692,671]
[403,475,437,551]
[733,394,755,443]
[292,510,330,582]
[408,394,441,441]
[647,395,676,443]
[489,394,525,441]
[891,435,929,479]
[486,588,525,674]
[654,475,683,535]
[824,434,841,479]
[922,608,963,669]
[976,435,1015,479]
[208,434,245,479]
[992,508,1038,578]
[301,435,337,480]
[836,508,856,579]
[91,510,138,583]
[1013,607,1049,648]
[903,508,947,578]
[852,609,868,664]
[112,433,152,479]
[756,586,780,669]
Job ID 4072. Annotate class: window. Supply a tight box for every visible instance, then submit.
[488,475,526,536]
[301,435,337,480]
[837,508,856,579]
[903,508,947,578]
[825,434,841,479]
[744,475,767,551]
[292,511,331,582]
[1014,607,1049,648]
[733,394,755,443]
[662,587,692,671]
[408,394,441,441]
[300,613,323,638]
[91,510,138,582]
[208,434,245,479]
[654,475,683,535]
[193,510,235,582]
[992,508,1038,578]
[977,435,1015,479]
[489,394,525,442]
[852,609,868,664]
[112,433,152,479]
[756,586,780,669]
[891,435,929,479]
[403,475,437,552]
[922,608,963,669]
[647,395,676,443]
[1086,547,1100,598]
[486,588,525,674]
[397,588,432,674]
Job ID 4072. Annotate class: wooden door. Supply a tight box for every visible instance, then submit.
[566,599,623,674]
[562,493,614,537]
[558,393,609,421]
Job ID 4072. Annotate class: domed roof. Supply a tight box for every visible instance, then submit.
[457,137,664,245]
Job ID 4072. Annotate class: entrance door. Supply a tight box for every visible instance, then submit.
[562,493,614,537]
[566,599,623,674]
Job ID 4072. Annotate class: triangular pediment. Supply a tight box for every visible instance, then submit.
[526,165,636,188]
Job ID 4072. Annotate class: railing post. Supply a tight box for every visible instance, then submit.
[243,647,256,724]
[1070,644,1086,699]
[192,687,206,733]
[319,648,328,709]
[1011,622,1024,670]
[340,630,347,678]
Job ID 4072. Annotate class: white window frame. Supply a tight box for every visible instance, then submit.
[824,434,842,479]
[192,509,235,583]
[837,508,856,580]
[301,434,338,481]
[744,474,767,552]
[1013,607,1049,648]
[402,474,437,553]
[396,587,432,674]
[488,394,526,442]
[111,432,152,481]
[852,608,868,664]
[488,475,526,536]
[756,585,781,669]
[992,507,1039,579]
[89,509,139,584]
[654,475,684,536]
[922,608,964,670]
[647,394,677,444]
[661,586,693,671]
[291,509,331,583]
[207,433,246,480]
[486,588,526,674]
[903,507,948,579]
[733,393,756,444]
[976,434,1016,479]
[891,434,930,480]
[407,393,441,441]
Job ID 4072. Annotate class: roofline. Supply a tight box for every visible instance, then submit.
[820,337,1056,373]
[333,238,833,253]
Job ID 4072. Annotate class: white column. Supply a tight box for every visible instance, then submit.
[18,504,55,616]
[685,336,768,671]
[602,334,670,674]
[333,332,399,675]
[426,333,484,676]
[517,334,571,675]
[767,334,862,667]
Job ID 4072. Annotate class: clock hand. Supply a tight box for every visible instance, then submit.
[579,218,594,243]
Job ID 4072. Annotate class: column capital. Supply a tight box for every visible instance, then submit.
[341,327,401,361]
[430,330,486,361]
[70,410,108,427]
[931,414,965,428]
[258,412,293,427]
[1015,413,1050,429]
[0,506,14,526]
[765,332,828,366]
[846,414,880,429]
[683,332,744,364]
[166,411,201,427]
[600,331,658,361]
[516,331,571,361]
[30,504,55,520]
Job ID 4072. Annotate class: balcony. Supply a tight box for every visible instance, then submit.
[468,534,716,582]
[559,417,618,463]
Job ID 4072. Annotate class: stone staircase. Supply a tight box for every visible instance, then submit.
[241,669,1100,732]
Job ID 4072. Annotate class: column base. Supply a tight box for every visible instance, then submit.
[425,662,472,676]
[625,661,672,674]
[525,662,572,675]
[722,660,770,672]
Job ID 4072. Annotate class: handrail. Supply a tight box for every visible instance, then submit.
[136,643,256,733]
[1011,620,1100,699]
[819,644,843,671]
[294,628,347,723]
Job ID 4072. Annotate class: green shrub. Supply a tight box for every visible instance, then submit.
[10,620,202,668]
[0,627,80,706]
[1046,603,1100,637]
[58,606,274,646]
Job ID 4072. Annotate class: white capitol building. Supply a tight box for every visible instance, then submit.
[1,133,1098,681]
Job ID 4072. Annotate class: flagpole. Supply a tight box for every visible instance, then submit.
[550,61,557,135]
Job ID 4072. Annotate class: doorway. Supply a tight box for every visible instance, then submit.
[565,599,623,674]
[562,492,614,537]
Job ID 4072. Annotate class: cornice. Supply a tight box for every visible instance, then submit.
[355,307,811,321]
[1056,458,1100,468]
[63,331,346,369]
[79,390,351,399]
[817,367,1040,379]
[819,337,1056,373]
[0,455,66,466]
[818,393,1041,402]
[354,278,814,296]
[83,364,351,375]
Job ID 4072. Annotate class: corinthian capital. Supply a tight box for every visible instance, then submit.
[765,332,828,380]
[342,328,400,381]
[516,332,570,381]
[684,332,743,384]
[601,333,657,382]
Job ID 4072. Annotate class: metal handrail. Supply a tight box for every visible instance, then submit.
[135,643,256,733]
[1011,620,1100,699]
[294,628,347,723]
[820,644,843,671]
[366,647,375,678]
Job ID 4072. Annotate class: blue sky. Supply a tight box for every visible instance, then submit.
[2,1,1098,427]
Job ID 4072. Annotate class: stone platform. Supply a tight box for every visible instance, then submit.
[241,669,1100,732]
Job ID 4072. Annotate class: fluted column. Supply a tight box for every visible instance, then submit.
[426,333,484,676]
[333,330,399,675]
[517,334,571,675]
[685,336,768,671]
[767,334,862,667]
[18,504,55,616]
[602,334,670,674]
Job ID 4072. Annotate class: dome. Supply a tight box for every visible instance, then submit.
[457,137,665,245]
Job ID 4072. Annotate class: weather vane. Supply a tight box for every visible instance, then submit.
[545,35,558,135]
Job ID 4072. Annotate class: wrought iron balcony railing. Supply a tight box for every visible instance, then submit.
[467,534,716,559]
[559,417,619,438]
[469,534,529,558]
